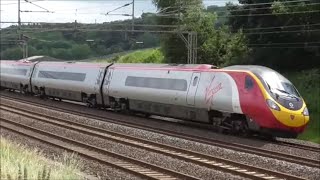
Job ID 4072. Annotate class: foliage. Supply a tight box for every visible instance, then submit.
[152,0,250,66]
[118,48,164,63]
[228,0,320,70]
[7,164,51,180]
[0,137,81,179]
[152,0,202,63]
[96,48,164,63]
[206,5,228,26]
[70,44,92,59]
[1,15,160,60]
[1,47,23,60]
[182,7,250,66]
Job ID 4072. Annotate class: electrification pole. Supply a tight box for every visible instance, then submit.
[132,0,135,31]
[18,0,21,34]
[18,0,26,59]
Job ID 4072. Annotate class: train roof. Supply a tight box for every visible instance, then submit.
[223,65,277,74]
[1,59,37,66]
[111,63,218,70]
[224,65,291,82]
[37,61,112,68]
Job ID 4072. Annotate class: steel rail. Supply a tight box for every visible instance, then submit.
[1,95,319,169]
[1,105,307,180]
[0,117,199,180]
[275,141,320,153]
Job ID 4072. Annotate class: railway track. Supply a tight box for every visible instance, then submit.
[0,117,199,180]
[275,141,320,153]
[1,104,308,180]
[1,95,320,169]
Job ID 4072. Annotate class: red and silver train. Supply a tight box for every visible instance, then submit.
[0,60,310,138]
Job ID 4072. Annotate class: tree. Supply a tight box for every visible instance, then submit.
[152,0,250,66]
[1,47,23,60]
[228,0,320,70]
[70,44,92,59]
[152,0,202,63]
[183,7,250,66]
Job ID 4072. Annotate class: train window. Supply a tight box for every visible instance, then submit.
[1,68,27,76]
[125,76,187,91]
[193,76,198,86]
[245,76,254,90]
[38,71,86,81]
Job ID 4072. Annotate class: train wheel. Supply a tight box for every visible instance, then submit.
[120,101,130,114]
[40,89,46,99]
[231,120,248,135]
[19,86,24,94]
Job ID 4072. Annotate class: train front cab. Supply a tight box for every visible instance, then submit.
[225,65,309,138]
[251,69,309,138]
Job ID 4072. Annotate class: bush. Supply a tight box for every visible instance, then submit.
[70,44,92,59]
[118,48,164,63]
[1,47,23,60]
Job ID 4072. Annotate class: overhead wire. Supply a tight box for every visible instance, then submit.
[1,0,318,52]
[247,46,319,48]
[158,0,315,11]
[2,21,320,36]
[148,8,320,19]
[216,2,320,13]
[243,29,320,35]
[224,10,320,17]
[104,2,133,15]
[23,0,53,13]
[1,0,44,5]
[2,0,317,19]
[225,0,312,7]
[248,41,320,46]
[1,0,319,40]
[242,23,320,31]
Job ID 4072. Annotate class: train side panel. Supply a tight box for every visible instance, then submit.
[0,60,36,92]
[103,67,209,122]
[103,66,243,123]
[193,71,242,114]
[31,62,110,104]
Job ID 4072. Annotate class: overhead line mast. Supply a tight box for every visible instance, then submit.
[132,0,135,31]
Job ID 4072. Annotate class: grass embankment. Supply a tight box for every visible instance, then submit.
[95,48,164,63]
[284,69,320,143]
[0,137,82,179]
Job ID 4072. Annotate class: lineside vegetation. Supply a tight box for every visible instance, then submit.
[0,137,82,179]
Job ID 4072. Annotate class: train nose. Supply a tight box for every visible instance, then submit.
[269,103,309,128]
[284,107,309,127]
[288,113,305,124]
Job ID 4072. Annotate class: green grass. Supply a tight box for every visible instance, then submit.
[284,69,320,143]
[0,137,82,179]
[95,48,164,63]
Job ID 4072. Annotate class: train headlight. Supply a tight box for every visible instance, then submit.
[303,107,309,116]
[267,99,280,111]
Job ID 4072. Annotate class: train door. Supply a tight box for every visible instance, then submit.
[100,68,114,106]
[103,68,114,95]
[187,72,201,105]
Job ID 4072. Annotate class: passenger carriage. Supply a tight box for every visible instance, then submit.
[0,60,36,93]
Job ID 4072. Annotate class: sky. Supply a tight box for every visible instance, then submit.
[0,0,238,28]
